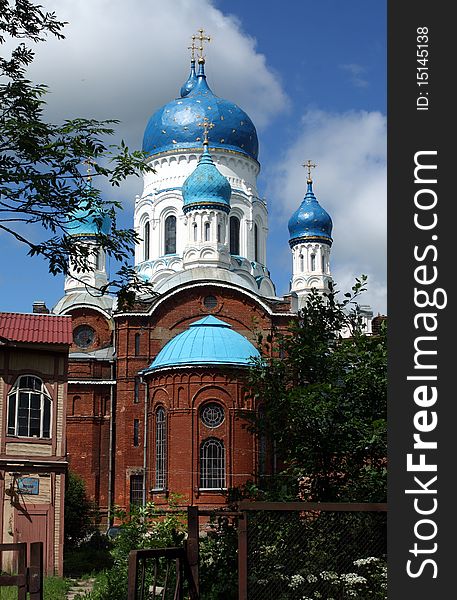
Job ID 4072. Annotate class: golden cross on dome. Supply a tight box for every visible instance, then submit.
[198,117,215,144]
[303,159,317,183]
[83,157,95,182]
[194,28,211,61]
[188,35,197,61]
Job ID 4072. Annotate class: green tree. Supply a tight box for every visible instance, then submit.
[1,0,152,304]
[64,471,97,549]
[249,278,387,502]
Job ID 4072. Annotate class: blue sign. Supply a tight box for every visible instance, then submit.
[17,477,39,495]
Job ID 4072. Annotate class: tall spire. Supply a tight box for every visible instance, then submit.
[180,35,198,97]
[288,160,333,305]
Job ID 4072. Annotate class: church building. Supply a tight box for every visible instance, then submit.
[52,33,370,521]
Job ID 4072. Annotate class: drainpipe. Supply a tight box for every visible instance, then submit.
[107,360,116,527]
[142,376,148,506]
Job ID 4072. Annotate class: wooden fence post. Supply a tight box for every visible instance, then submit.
[238,512,248,600]
[28,542,43,600]
[186,506,200,594]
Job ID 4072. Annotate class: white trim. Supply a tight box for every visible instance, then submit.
[68,380,116,385]
[56,303,113,321]
[115,281,294,319]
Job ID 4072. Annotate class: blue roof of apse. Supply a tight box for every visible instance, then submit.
[145,315,260,371]
[142,60,259,160]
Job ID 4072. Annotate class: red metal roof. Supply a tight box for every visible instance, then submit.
[0,312,73,345]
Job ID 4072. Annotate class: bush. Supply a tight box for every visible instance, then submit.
[199,515,238,600]
[86,497,187,600]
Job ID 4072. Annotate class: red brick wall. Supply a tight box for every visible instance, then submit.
[65,285,294,515]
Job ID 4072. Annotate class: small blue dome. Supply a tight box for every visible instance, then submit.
[288,181,333,247]
[145,315,259,371]
[182,144,231,213]
[67,185,111,237]
[142,61,259,160]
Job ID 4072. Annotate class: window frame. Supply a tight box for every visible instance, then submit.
[129,474,144,507]
[7,375,52,439]
[164,215,177,255]
[199,437,226,490]
[154,406,167,491]
[229,215,240,255]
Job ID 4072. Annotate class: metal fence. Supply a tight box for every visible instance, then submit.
[238,502,387,600]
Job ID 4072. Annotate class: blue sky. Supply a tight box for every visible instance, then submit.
[0,0,386,314]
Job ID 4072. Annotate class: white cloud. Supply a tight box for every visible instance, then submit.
[340,63,369,88]
[29,0,287,140]
[268,109,387,314]
[22,0,288,213]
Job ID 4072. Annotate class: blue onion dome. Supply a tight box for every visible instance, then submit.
[288,179,333,247]
[144,315,260,371]
[182,140,231,213]
[67,181,111,237]
[180,59,197,97]
[142,59,259,160]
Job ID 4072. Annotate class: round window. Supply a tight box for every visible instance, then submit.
[73,325,96,349]
[200,403,225,428]
[203,295,218,310]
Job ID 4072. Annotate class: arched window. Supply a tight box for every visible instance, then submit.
[204,222,210,242]
[134,377,140,404]
[134,332,141,356]
[230,216,240,255]
[254,223,259,262]
[155,407,166,490]
[310,254,316,271]
[322,254,326,273]
[144,221,150,261]
[200,438,225,489]
[72,395,81,416]
[217,223,221,243]
[164,215,176,254]
[7,375,51,438]
[193,223,198,242]
[299,254,304,272]
[94,250,101,271]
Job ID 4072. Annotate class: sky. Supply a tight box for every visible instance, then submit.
[0,0,387,315]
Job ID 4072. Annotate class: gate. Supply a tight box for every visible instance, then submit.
[0,542,43,599]
[127,546,199,600]
[238,502,387,600]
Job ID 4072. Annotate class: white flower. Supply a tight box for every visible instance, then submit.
[289,574,306,589]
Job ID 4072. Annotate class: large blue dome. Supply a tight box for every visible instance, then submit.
[144,315,260,371]
[142,61,259,161]
[288,181,333,247]
[182,144,231,213]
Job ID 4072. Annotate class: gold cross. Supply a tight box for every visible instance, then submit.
[188,35,197,61]
[198,117,215,144]
[303,159,317,182]
[194,28,211,61]
[83,158,95,182]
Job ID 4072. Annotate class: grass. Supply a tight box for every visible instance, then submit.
[0,576,70,599]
